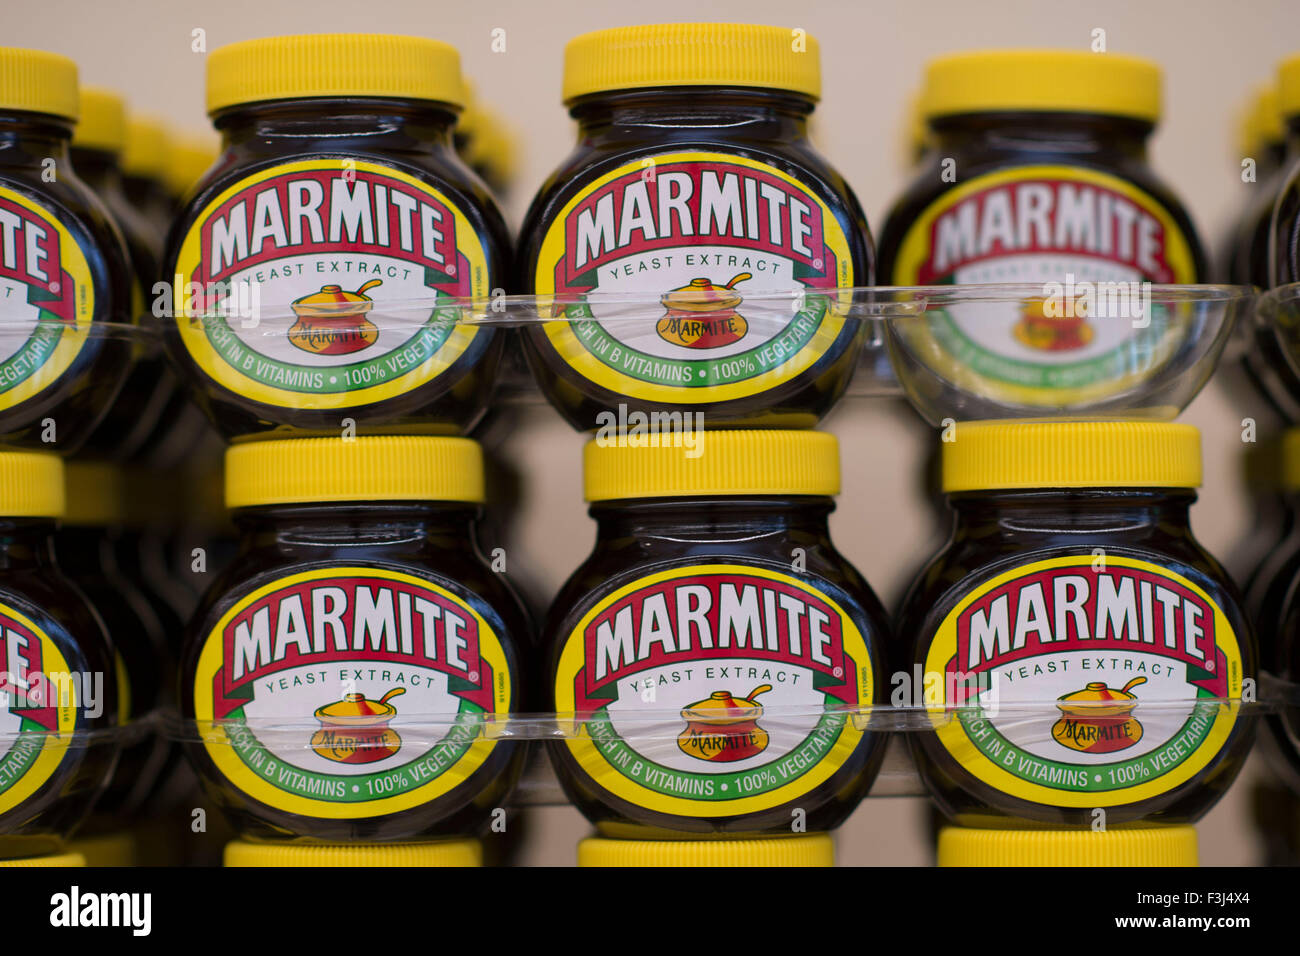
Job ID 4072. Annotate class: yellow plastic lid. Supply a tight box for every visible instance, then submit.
[121,113,170,180]
[0,851,85,867]
[66,832,137,867]
[584,429,839,502]
[904,90,929,163]
[1281,429,1300,492]
[74,86,126,153]
[938,826,1197,866]
[563,23,820,103]
[1280,53,1300,121]
[225,436,484,508]
[165,130,218,197]
[0,47,78,121]
[921,49,1161,123]
[0,451,64,518]
[579,834,833,866]
[459,90,519,187]
[224,839,481,867]
[942,421,1201,492]
[207,33,465,115]
[63,460,124,526]
[1240,85,1284,156]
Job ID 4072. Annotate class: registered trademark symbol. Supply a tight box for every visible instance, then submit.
[1206,661,1214,672]
[48,281,60,294]
[469,671,479,682]
[447,265,456,275]
[833,666,842,678]
[813,258,823,269]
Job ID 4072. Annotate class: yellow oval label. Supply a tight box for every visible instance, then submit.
[173,159,491,409]
[0,186,95,412]
[553,564,875,817]
[533,151,856,403]
[889,165,1199,407]
[922,556,1244,807]
[0,601,78,816]
[192,567,513,819]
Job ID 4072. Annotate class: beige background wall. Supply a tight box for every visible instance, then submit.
[14,0,1300,864]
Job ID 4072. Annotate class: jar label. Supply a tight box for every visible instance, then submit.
[890,166,1199,405]
[0,186,95,412]
[192,568,512,818]
[533,151,856,402]
[173,159,491,409]
[553,564,874,816]
[923,556,1244,807]
[0,601,78,816]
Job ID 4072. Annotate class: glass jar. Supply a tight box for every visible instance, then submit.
[545,429,887,863]
[163,33,511,441]
[180,435,529,864]
[897,421,1255,864]
[518,23,874,430]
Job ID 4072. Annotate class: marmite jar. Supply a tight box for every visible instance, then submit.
[0,451,120,861]
[180,436,528,859]
[1236,433,1294,615]
[120,114,173,239]
[164,131,218,206]
[1271,54,1300,286]
[878,51,1205,413]
[54,462,170,831]
[1262,434,1300,795]
[1220,84,1286,287]
[897,422,1255,842]
[163,33,511,441]
[116,462,195,646]
[545,430,887,859]
[1243,430,1300,645]
[455,83,517,199]
[72,87,184,463]
[517,23,873,431]
[0,48,133,452]
[71,89,158,300]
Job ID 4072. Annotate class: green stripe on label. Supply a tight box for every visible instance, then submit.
[568,295,831,388]
[227,703,483,803]
[202,300,458,395]
[957,696,1220,793]
[0,724,49,796]
[0,320,62,395]
[585,707,846,800]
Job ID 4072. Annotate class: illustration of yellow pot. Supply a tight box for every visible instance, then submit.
[309,688,405,764]
[1051,677,1146,754]
[1013,295,1094,352]
[657,273,751,349]
[288,279,383,355]
[677,684,771,763]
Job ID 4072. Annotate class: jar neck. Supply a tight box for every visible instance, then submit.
[569,87,813,145]
[0,111,73,170]
[0,518,59,571]
[948,488,1196,540]
[1283,116,1300,159]
[235,502,482,555]
[54,524,108,573]
[928,111,1154,161]
[70,146,124,190]
[590,496,835,540]
[212,97,460,155]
